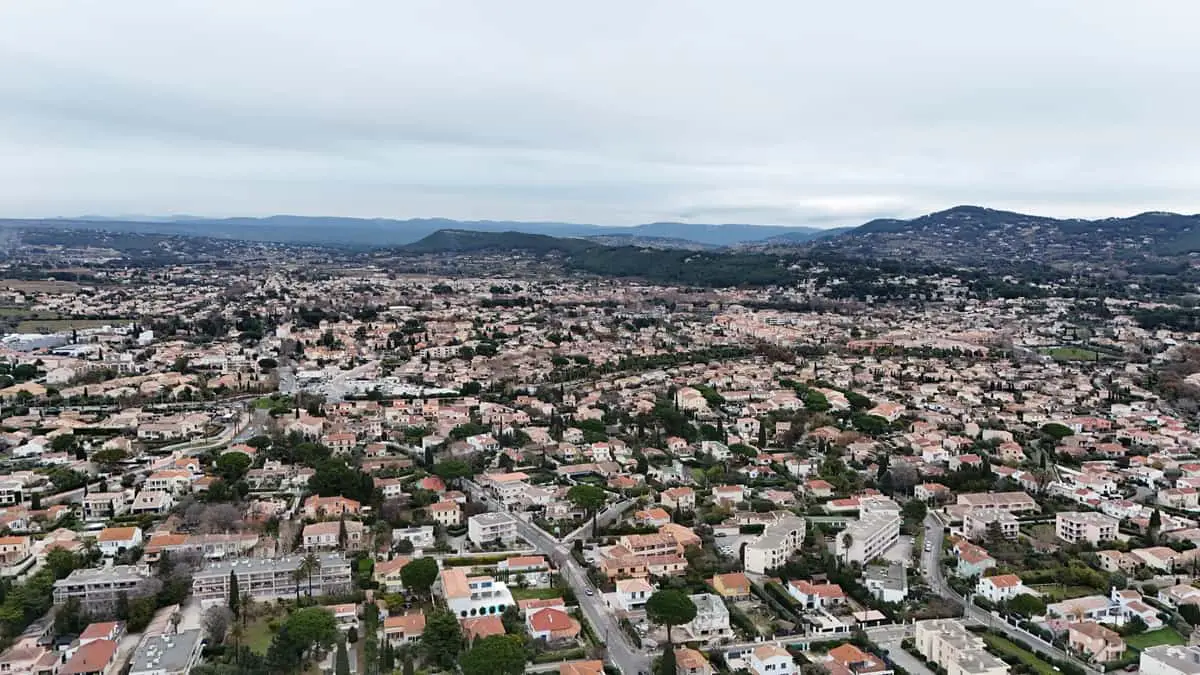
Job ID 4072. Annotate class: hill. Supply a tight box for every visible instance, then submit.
[809,205,1200,267]
[400,229,594,255]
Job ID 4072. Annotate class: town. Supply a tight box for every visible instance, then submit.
[0,255,1197,675]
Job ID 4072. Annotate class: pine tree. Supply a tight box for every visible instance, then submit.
[228,570,241,620]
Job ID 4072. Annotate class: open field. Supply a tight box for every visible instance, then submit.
[983,634,1057,675]
[1126,626,1185,649]
[510,587,565,601]
[1029,583,1095,602]
[0,279,81,293]
[16,318,130,332]
[1039,346,1102,361]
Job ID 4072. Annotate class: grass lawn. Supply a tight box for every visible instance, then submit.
[1040,346,1102,361]
[1029,583,1095,602]
[1126,627,1186,649]
[511,587,565,601]
[983,634,1058,675]
[243,617,277,654]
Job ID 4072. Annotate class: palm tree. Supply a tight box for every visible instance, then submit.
[300,553,321,598]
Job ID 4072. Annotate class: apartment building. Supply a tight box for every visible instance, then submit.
[1056,511,1119,545]
[53,566,153,614]
[962,510,1019,541]
[192,553,352,606]
[302,520,364,551]
[913,619,1008,675]
[836,510,901,566]
[128,629,204,675]
[468,512,520,546]
[743,514,806,574]
[955,491,1039,514]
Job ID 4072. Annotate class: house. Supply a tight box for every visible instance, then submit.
[441,568,514,619]
[1132,546,1183,572]
[82,492,128,521]
[864,562,908,603]
[498,556,549,586]
[954,542,996,578]
[330,603,358,631]
[303,495,362,519]
[130,490,173,515]
[374,556,411,592]
[747,644,794,675]
[527,607,580,642]
[0,535,32,569]
[383,611,426,645]
[788,579,847,609]
[461,615,505,643]
[560,660,605,675]
[712,485,746,505]
[1159,584,1200,608]
[79,621,124,645]
[825,643,892,675]
[635,508,672,528]
[614,577,653,611]
[428,500,462,527]
[661,487,696,511]
[710,573,752,601]
[97,527,142,558]
[303,520,364,551]
[1068,621,1126,663]
[392,526,436,550]
[59,639,118,675]
[975,574,1035,604]
[675,647,713,675]
[679,593,731,643]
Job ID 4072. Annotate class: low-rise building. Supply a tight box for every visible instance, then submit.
[975,573,1035,604]
[128,629,204,675]
[864,562,908,603]
[53,566,153,614]
[836,509,901,566]
[1140,644,1200,675]
[1056,511,1119,544]
[743,514,805,574]
[679,593,731,643]
[468,511,520,546]
[710,573,751,601]
[441,567,514,619]
[748,644,794,675]
[913,619,1008,675]
[192,553,352,606]
[1068,621,1126,664]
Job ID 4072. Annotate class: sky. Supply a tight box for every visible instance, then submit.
[2,1,1199,228]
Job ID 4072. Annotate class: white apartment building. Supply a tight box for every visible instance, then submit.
[1056,511,1119,545]
[192,553,352,606]
[837,506,902,566]
[468,512,520,546]
[743,515,806,574]
[914,619,1009,675]
[962,510,1019,541]
[53,566,153,614]
[1140,645,1200,675]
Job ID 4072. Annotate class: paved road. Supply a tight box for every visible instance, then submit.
[466,481,649,675]
[920,514,1102,675]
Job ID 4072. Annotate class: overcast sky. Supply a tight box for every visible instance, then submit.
[1,1,1198,227]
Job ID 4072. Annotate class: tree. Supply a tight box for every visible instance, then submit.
[434,459,473,488]
[285,607,340,661]
[421,608,464,670]
[567,484,607,538]
[228,570,241,619]
[91,448,129,470]
[1041,422,1074,440]
[215,452,252,482]
[46,548,80,579]
[460,634,526,675]
[400,558,438,599]
[645,589,697,645]
[300,553,322,598]
[658,644,677,675]
[203,606,234,643]
[902,499,927,523]
[335,638,351,675]
[346,626,358,644]
[1007,593,1046,618]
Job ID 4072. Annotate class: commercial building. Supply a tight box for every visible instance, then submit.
[192,553,352,606]
[468,511,520,546]
[1056,511,1119,545]
[913,619,1008,675]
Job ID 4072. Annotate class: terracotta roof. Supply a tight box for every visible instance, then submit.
[60,639,118,675]
[461,615,505,641]
[79,621,121,640]
[383,611,426,636]
[983,574,1023,589]
[98,527,139,542]
[503,555,545,568]
[559,661,605,675]
[375,556,411,577]
[529,607,579,634]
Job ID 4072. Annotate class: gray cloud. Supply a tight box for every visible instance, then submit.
[1,0,1199,226]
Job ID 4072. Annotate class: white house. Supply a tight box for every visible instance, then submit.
[748,644,795,675]
[975,574,1035,604]
[97,527,143,557]
[613,578,652,611]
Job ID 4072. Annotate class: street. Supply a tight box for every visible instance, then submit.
[466,481,650,675]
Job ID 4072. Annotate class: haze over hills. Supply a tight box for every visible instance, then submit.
[46,215,836,248]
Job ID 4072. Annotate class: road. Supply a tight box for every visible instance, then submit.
[466,481,649,675]
[920,514,1102,675]
[562,500,635,542]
